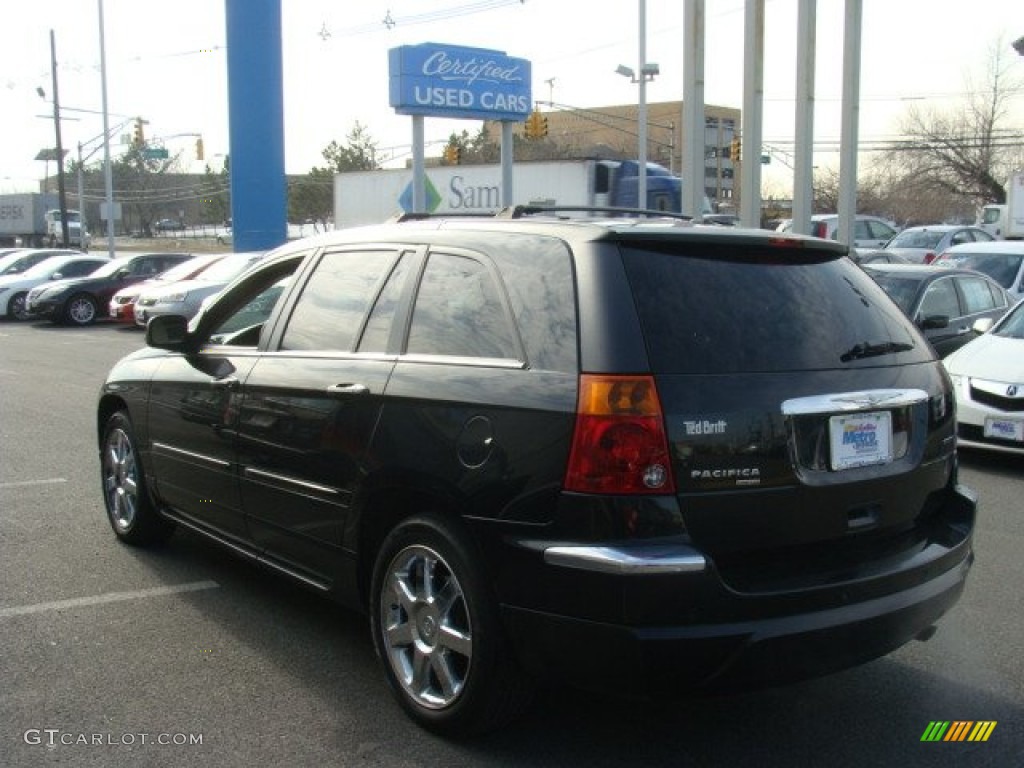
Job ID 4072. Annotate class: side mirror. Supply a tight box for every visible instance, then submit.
[146,314,191,351]
[919,314,949,330]
[116,268,131,279]
[972,317,994,335]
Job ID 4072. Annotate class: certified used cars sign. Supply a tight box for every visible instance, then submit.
[388,42,532,121]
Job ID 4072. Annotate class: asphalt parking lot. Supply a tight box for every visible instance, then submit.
[1,319,1021,767]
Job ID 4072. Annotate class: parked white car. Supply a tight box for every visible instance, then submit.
[0,253,107,320]
[944,299,1024,456]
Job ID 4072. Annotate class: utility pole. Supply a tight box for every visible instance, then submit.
[49,29,70,247]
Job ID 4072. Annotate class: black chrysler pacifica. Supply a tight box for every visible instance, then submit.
[97,211,976,736]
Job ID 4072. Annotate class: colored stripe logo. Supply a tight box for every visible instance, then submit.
[921,721,997,742]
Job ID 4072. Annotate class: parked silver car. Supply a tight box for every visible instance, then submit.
[883,224,994,264]
[134,251,265,328]
[775,214,899,252]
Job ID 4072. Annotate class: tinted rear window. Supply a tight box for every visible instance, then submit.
[620,244,934,373]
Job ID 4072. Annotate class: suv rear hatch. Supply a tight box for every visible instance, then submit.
[618,238,958,591]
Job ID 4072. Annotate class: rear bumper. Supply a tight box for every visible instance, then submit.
[499,484,976,696]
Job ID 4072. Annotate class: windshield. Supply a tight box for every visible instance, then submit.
[195,252,263,282]
[89,257,134,278]
[994,301,1024,338]
[888,230,944,249]
[156,255,222,282]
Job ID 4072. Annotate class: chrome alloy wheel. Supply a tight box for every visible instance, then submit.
[67,295,96,325]
[379,544,474,710]
[103,427,138,532]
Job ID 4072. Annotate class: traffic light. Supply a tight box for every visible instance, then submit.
[443,143,460,164]
[133,118,145,146]
[195,137,205,161]
[524,110,548,139]
[730,137,741,163]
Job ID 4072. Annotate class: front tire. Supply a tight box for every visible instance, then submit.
[101,411,174,546]
[370,514,533,737]
[65,293,98,325]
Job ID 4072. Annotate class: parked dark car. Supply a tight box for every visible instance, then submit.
[863,263,1014,357]
[27,252,192,325]
[153,218,186,232]
[97,214,976,736]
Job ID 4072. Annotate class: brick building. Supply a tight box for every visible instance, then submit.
[487,100,742,211]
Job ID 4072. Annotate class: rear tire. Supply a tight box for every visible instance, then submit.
[100,411,175,546]
[7,292,29,321]
[369,514,534,737]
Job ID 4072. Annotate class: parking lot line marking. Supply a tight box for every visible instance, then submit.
[0,478,67,489]
[0,580,220,619]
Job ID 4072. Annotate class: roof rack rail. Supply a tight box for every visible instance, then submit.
[386,212,498,223]
[495,205,694,221]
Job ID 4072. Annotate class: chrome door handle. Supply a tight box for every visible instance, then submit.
[326,383,369,397]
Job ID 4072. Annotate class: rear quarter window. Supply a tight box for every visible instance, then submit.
[620,244,934,374]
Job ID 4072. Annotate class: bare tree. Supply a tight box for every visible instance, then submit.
[890,39,1023,206]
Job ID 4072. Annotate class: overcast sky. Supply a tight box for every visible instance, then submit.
[2,0,1021,196]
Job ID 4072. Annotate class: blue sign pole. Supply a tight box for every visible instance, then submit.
[225,0,287,252]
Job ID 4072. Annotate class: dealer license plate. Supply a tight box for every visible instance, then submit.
[984,417,1024,442]
[829,411,893,470]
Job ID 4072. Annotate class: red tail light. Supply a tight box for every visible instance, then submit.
[564,375,676,494]
[924,251,936,264]
[813,222,828,238]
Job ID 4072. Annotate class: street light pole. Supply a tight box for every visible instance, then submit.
[617,2,659,210]
[638,0,648,206]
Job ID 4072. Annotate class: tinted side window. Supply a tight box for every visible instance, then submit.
[63,261,101,277]
[358,253,411,354]
[487,235,576,373]
[407,252,518,360]
[959,276,1001,313]
[282,250,397,352]
[621,245,933,374]
[919,279,960,319]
